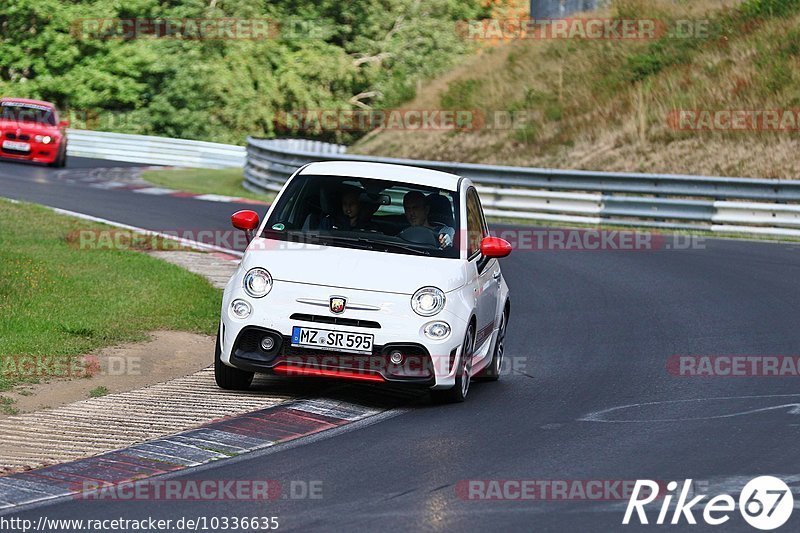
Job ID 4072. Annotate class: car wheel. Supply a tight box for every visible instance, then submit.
[475,310,507,381]
[214,331,254,390]
[49,144,67,168]
[431,325,474,404]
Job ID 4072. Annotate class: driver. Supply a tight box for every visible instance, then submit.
[402,191,455,248]
[320,185,378,231]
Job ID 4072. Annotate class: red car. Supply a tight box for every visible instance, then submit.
[0,97,68,167]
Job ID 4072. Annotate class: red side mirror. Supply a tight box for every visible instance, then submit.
[59,119,70,128]
[231,210,260,232]
[480,236,512,258]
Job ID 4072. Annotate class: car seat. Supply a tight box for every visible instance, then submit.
[426,193,455,228]
[302,186,337,231]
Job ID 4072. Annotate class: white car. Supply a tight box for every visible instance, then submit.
[216,161,512,402]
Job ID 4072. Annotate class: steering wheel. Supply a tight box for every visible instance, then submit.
[398,225,438,246]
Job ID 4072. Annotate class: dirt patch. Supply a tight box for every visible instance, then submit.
[1,331,214,419]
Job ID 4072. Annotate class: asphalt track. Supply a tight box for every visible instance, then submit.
[2,157,800,532]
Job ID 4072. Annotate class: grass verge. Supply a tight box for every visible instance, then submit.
[89,386,110,398]
[141,167,274,202]
[0,199,221,393]
[0,396,18,415]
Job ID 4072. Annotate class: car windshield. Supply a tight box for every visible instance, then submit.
[0,103,57,125]
[263,174,460,259]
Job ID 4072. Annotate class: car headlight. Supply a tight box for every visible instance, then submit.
[243,268,272,298]
[34,135,52,144]
[411,287,445,317]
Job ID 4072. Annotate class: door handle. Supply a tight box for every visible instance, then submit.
[492,270,501,280]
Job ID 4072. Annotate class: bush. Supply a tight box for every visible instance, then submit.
[0,0,489,144]
[440,79,481,110]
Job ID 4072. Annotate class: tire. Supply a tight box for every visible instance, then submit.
[431,325,474,404]
[214,332,254,390]
[49,144,67,168]
[475,310,507,382]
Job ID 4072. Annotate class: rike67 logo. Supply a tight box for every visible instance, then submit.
[624,477,794,530]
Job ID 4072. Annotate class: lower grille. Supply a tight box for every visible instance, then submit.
[230,327,434,382]
[1,148,30,155]
[232,327,282,362]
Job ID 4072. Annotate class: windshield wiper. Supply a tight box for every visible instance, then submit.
[323,235,431,256]
[309,234,376,250]
[284,232,430,255]
[369,239,431,256]
[261,229,373,249]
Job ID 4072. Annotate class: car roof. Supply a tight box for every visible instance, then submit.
[298,161,462,191]
[0,97,56,108]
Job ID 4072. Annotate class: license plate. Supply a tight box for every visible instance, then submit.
[2,140,30,152]
[291,326,374,355]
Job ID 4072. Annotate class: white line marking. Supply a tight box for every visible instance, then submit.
[579,393,800,423]
[44,205,244,257]
[133,187,177,195]
[194,193,240,203]
[90,181,131,189]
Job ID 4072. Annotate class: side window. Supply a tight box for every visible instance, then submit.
[466,187,486,258]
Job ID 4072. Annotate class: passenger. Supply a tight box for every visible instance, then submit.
[402,191,455,248]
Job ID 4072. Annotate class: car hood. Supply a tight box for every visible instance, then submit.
[241,237,467,294]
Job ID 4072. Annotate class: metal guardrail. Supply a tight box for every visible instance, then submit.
[66,129,245,169]
[530,0,605,18]
[245,137,800,237]
[60,129,800,237]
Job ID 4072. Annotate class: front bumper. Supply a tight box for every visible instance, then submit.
[228,326,444,387]
[220,279,471,389]
[0,141,60,164]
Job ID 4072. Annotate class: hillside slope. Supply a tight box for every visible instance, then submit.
[353,0,800,179]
